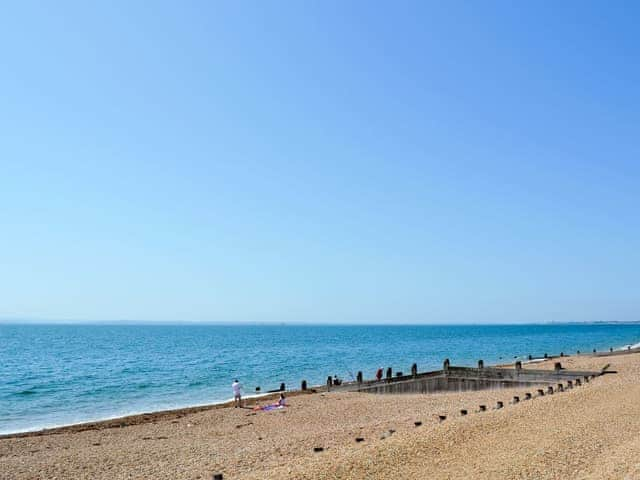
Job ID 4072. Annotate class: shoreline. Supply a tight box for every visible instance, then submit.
[5,343,639,440]
[0,388,317,440]
[3,351,640,479]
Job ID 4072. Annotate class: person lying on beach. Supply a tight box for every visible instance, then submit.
[253,394,287,412]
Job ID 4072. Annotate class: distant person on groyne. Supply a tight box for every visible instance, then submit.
[376,367,383,381]
[232,379,242,408]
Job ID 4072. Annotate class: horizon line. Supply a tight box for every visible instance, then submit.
[1,319,638,327]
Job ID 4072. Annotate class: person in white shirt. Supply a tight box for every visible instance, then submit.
[232,379,242,408]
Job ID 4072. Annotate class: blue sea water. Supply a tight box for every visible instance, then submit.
[1,323,639,435]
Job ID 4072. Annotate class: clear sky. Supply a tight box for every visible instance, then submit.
[1,1,638,324]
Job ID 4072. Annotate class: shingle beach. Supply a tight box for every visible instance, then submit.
[2,352,640,479]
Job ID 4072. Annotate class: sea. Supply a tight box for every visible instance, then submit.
[1,322,640,435]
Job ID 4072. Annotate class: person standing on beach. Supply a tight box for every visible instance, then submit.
[232,379,242,408]
[376,367,383,381]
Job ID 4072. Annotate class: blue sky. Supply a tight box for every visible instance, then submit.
[1,1,638,323]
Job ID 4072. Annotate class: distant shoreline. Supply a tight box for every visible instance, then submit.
[2,320,640,326]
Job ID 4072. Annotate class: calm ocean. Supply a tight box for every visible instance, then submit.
[1,323,639,435]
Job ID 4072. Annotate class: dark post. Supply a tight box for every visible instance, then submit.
[386,367,392,381]
[411,363,418,377]
[478,359,484,369]
[356,371,363,384]
[554,362,562,372]
[301,380,307,391]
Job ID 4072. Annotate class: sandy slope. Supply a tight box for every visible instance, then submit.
[1,353,639,479]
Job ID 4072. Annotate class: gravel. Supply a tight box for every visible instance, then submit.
[2,353,639,479]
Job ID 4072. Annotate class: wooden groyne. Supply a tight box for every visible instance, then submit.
[323,360,602,396]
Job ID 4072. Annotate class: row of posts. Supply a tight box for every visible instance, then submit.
[322,362,420,390]
[303,346,619,391]
[318,357,562,391]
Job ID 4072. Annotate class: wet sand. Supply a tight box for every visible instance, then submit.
[2,353,639,479]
